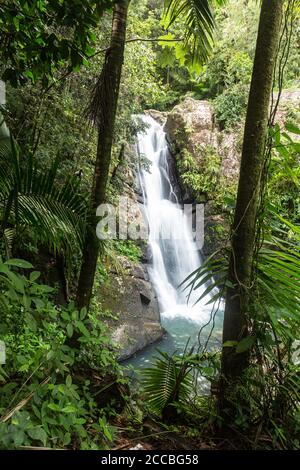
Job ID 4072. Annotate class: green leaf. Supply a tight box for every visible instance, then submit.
[66,375,72,387]
[162,0,215,64]
[39,285,54,293]
[30,271,41,282]
[57,384,65,394]
[174,43,187,65]
[63,432,71,446]
[13,16,20,31]
[47,403,61,412]
[223,340,238,348]
[5,259,33,269]
[22,294,31,309]
[71,310,79,321]
[32,297,45,309]
[75,418,86,425]
[61,405,77,413]
[272,123,281,147]
[25,313,37,332]
[285,122,300,135]
[0,264,9,274]
[76,321,90,338]
[158,32,178,47]
[157,48,176,68]
[27,427,47,446]
[80,307,87,320]
[13,429,25,447]
[142,350,193,415]
[84,45,95,57]
[5,271,25,293]
[236,336,256,353]
[66,323,73,338]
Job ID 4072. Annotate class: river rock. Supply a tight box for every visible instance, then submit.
[100,256,164,361]
[146,109,168,125]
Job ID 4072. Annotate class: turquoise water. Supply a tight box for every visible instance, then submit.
[124,309,224,370]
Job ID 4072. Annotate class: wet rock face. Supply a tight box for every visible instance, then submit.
[164,97,241,194]
[100,256,164,361]
[165,98,214,146]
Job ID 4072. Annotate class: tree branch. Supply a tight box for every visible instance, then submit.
[90,37,184,58]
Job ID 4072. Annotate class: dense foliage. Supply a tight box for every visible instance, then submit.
[0,0,299,452]
[0,0,113,86]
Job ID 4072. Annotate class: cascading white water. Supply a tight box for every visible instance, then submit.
[137,115,212,324]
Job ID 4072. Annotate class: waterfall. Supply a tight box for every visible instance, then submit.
[137,115,212,324]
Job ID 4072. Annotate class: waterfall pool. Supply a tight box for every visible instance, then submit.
[123,311,224,370]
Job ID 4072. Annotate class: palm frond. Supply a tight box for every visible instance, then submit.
[183,213,300,342]
[17,194,86,254]
[181,248,228,306]
[0,118,87,256]
[163,0,226,63]
[142,350,193,415]
[2,228,15,258]
[256,219,300,340]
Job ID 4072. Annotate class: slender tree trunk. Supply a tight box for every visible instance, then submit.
[76,1,130,310]
[221,0,284,382]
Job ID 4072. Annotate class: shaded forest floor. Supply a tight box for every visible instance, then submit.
[109,416,275,451]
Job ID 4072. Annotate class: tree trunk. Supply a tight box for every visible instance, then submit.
[76,1,130,310]
[221,0,284,382]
